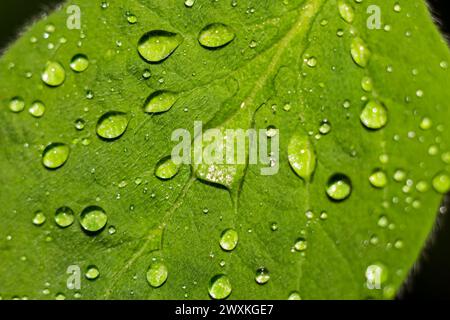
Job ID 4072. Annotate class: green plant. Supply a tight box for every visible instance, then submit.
[0,0,449,300]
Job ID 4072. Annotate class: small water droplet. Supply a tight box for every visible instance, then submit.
[96,112,129,140]
[360,100,388,130]
[42,143,70,169]
[144,91,178,113]
[432,172,450,194]
[288,133,316,182]
[369,169,388,188]
[419,117,432,130]
[319,120,331,135]
[32,211,46,226]
[365,263,388,288]
[155,158,180,180]
[126,12,138,24]
[41,61,65,87]
[74,118,86,131]
[351,37,371,67]
[326,174,352,201]
[184,0,195,7]
[294,238,307,252]
[255,267,270,285]
[361,76,373,92]
[198,23,235,48]
[9,97,25,113]
[55,207,75,228]
[70,54,89,73]
[28,101,46,118]
[146,262,168,288]
[208,274,232,300]
[138,31,182,63]
[80,206,108,233]
[85,265,100,280]
[219,229,238,251]
[288,291,302,300]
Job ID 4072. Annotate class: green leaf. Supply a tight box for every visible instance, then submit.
[0,0,449,300]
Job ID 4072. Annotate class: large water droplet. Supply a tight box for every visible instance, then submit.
[96,112,129,140]
[79,206,108,233]
[326,174,352,201]
[144,91,178,113]
[42,143,70,169]
[41,61,65,87]
[198,23,235,48]
[146,262,168,288]
[155,158,179,180]
[137,31,182,63]
[55,207,75,228]
[338,0,354,23]
[360,100,388,130]
[351,37,371,67]
[432,172,450,194]
[219,229,238,251]
[208,274,232,300]
[288,133,316,182]
[70,54,89,73]
[255,268,270,285]
[9,97,25,113]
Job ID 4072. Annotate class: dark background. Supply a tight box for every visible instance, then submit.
[0,0,449,300]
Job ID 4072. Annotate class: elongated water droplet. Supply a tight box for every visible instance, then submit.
[96,112,128,140]
[29,101,46,118]
[208,274,232,300]
[42,143,70,169]
[288,133,316,182]
[219,229,238,251]
[365,263,388,289]
[155,158,179,180]
[80,206,107,233]
[137,31,181,63]
[85,265,100,280]
[255,268,270,285]
[326,174,352,201]
[360,100,388,130]
[70,54,89,72]
[55,207,75,228]
[369,169,388,188]
[432,172,450,194]
[41,61,65,87]
[338,0,354,23]
[351,37,371,67]
[33,211,46,226]
[9,97,25,113]
[146,262,168,288]
[144,91,178,113]
[198,23,235,48]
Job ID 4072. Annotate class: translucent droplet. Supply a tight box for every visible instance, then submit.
[144,91,178,114]
[126,13,138,24]
[70,54,89,73]
[146,262,168,288]
[365,263,388,288]
[393,3,401,13]
[32,211,46,226]
[155,158,179,180]
[338,0,354,23]
[96,112,129,140]
[319,120,331,135]
[137,31,182,63]
[74,118,86,131]
[85,265,100,280]
[369,169,388,188]
[42,143,70,169]
[326,174,352,201]
[419,117,432,130]
[55,207,75,228]
[288,291,301,300]
[9,97,25,113]
[306,56,317,68]
[108,226,116,235]
[255,268,270,285]
[377,215,389,228]
[219,229,238,251]
[55,293,66,300]
[184,0,195,7]
[41,61,65,87]
[361,76,373,92]
[208,274,232,300]
[80,206,108,233]
[288,133,316,182]
[28,101,46,118]
[432,172,450,194]
[198,23,235,48]
[393,169,406,182]
[294,238,307,252]
[351,37,371,67]
[360,100,388,130]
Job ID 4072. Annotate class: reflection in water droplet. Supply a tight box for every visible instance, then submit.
[41,61,65,87]
[288,134,316,182]
[55,207,75,228]
[208,274,232,300]
[70,54,89,72]
[85,265,100,280]
[155,158,179,180]
[255,268,270,285]
[146,262,168,288]
[326,174,352,201]
[219,229,238,251]
[144,91,178,113]
[33,211,46,226]
[80,206,108,233]
[360,100,388,130]
[369,169,388,188]
[351,37,371,67]
[29,101,46,118]
[138,31,182,63]
[432,172,450,194]
[9,97,25,113]
[42,143,70,169]
[96,112,129,140]
[198,23,235,48]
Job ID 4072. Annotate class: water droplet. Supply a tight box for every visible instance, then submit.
[360,100,388,130]
[155,158,179,180]
[79,206,108,233]
[338,0,354,23]
[41,61,65,87]
[326,174,352,201]
[55,207,74,228]
[288,291,302,300]
[361,76,373,92]
[198,23,235,48]
[219,229,238,251]
[146,262,168,288]
[208,274,232,300]
[255,268,270,285]
[369,169,388,188]
[306,56,317,68]
[32,211,46,226]
[319,120,331,135]
[108,226,116,235]
[393,169,406,182]
[126,12,138,24]
[419,117,432,130]
[365,263,388,288]
[70,54,89,73]
[85,265,100,280]
[28,101,46,118]
[294,238,307,252]
[42,143,70,169]
[377,215,389,228]
[351,37,371,67]
[393,3,401,13]
[96,112,129,140]
[9,97,25,113]
[288,133,316,182]
[184,0,195,7]
[144,91,178,113]
[74,118,86,131]
[432,172,450,194]
[137,31,182,63]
